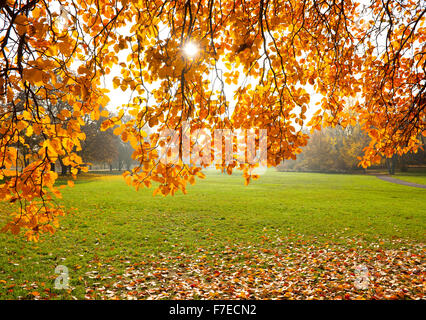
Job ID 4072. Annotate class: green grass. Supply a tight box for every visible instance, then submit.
[394,169,426,185]
[0,170,424,299]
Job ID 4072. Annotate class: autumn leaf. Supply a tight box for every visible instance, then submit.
[0,0,424,239]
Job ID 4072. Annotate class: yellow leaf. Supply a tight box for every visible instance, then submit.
[26,126,33,137]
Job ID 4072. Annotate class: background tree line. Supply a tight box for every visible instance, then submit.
[278,125,426,174]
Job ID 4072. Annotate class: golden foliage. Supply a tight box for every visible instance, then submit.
[0,0,424,239]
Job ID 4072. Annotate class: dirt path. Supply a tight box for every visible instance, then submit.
[376,175,426,189]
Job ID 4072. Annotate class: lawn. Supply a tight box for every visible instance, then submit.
[0,170,424,299]
[394,169,426,185]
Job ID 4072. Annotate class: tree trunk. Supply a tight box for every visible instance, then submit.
[399,154,408,172]
[23,149,29,167]
[58,157,69,175]
[386,155,397,175]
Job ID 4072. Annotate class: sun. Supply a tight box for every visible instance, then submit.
[183,42,198,58]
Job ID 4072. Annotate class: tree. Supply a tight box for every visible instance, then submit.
[0,0,424,240]
[339,124,371,171]
[278,124,370,173]
[116,141,135,171]
[299,129,341,172]
[80,116,119,168]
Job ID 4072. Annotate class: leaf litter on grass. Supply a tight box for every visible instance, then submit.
[84,236,425,300]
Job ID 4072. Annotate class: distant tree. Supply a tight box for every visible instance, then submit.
[279,125,370,173]
[116,141,134,171]
[301,129,341,172]
[80,116,118,168]
[339,125,371,171]
[114,115,150,172]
